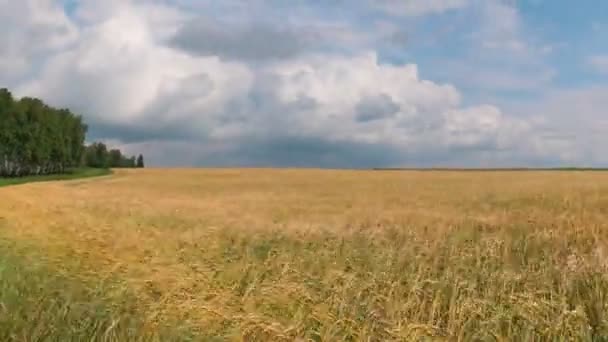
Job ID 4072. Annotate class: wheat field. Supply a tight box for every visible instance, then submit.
[2,169,608,340]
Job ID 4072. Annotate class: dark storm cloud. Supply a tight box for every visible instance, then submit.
[170,19,316,61]
[140,135,549,169]
[86,120,203,143]
[355,94,400,122]
[191,136,407,169]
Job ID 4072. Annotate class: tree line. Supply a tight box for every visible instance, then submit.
[0,88,144,177]
[85,142,144,169]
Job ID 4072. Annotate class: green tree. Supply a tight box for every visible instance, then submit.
[136,154,144,168]
[109,149,123,168]
[0,87,144,177]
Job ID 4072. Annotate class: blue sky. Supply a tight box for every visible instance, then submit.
[1,0,608,167]
[519,1,607,84]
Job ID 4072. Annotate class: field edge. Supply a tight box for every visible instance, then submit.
[0,168,112,188]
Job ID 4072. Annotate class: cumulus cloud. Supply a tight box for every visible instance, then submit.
[0,0,78,79]
[2,0,532,167]
[355,94,401,122]
[170,20,314,62]
[504,85,608,166]
[0,0,600,167]
[18,1,253,133]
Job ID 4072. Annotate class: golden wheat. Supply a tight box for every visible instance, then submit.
[2,169,608,340]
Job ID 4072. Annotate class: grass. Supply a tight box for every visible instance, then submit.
[0,167,111,188]
[0,167,179,341]
[2,169,608,340]
[0,239,195,341]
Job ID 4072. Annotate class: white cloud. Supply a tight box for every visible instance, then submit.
[14,0,525,166]
[430,0,557,93]
[263,53,467,146]
[0,0,601,167]
[507,85,608,166]
[472,0,550,59]
[434,60,556,91]
[18,0,253,131]
[0,0,78,78]
[587,55,608,74]
[476,0,520,47]
[373,0,470,16]
[2,0,535,167]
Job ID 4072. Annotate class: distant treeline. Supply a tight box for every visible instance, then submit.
[85,142,144,169]
[0,88,143,177]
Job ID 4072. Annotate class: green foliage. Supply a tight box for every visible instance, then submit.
[0,88,144,176]
[137,154,145,168]
[84,142,139,169]
[0,89,87,177]
[0,168,111,188]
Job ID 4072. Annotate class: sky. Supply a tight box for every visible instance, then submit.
[1,0,607,168]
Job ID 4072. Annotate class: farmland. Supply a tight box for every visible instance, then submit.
[2,169,608,340]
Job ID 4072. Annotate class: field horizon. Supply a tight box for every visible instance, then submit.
[2,168,608,340]
[131,166,608,172]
